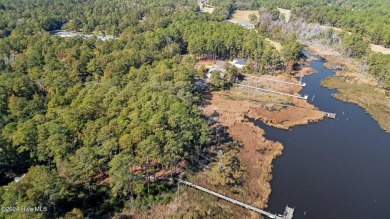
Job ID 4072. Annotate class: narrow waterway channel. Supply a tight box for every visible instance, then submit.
[258,53,390,219]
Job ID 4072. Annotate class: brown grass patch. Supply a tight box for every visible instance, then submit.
[370,44,390,55]
[197,60,216,66]
[231,10,259,23]
[295,67,315,77]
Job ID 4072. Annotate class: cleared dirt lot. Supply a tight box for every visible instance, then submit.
[231,10,259,23]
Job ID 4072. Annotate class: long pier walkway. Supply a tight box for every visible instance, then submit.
[177,179,294,219]
[244,74,306,87]
[234,83,308,100]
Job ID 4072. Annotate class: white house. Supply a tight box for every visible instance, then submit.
[229,58,247,69]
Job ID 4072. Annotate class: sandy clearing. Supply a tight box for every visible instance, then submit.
[370,44,390,55]
[277,8,291,22]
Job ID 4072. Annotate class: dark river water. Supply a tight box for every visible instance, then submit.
[258,54,390,219]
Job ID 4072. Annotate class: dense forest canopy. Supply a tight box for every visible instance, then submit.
[0,0,201,37]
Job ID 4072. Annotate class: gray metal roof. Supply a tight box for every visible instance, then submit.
[238,21,254,29]
[233,58,247,65]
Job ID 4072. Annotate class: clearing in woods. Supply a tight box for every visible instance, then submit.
[230,10,283,51]
[230,10,259,23]
[370,44,390,55]
[277,8,291,22]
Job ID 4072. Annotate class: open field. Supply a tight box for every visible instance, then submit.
[229,10,283,51]
[230,10,259,23]
[277,8,291,22]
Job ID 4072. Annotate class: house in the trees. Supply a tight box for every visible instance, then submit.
[238,21,254,29]
[14,174,26,183]
[230,58,247,69]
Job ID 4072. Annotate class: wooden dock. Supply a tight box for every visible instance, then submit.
[234,83,308,100]
[177,179,294,219]
[244,74,306,87]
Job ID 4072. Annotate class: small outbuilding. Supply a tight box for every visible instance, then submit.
[14,174,26,183]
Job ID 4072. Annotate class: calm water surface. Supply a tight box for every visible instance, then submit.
[259,54,390,219]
